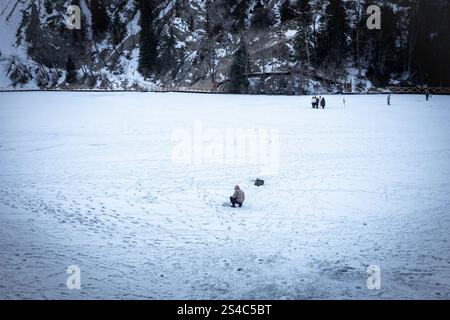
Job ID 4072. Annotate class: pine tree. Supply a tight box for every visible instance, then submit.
[251,1,274,30]
[227,40,250,94]
[138,0,158,78]
[111,10,126,46]
[407,0,450,86]
[316,0,349,66]
[188,15,195,32]
[293,0,312,67]
[91,0,110,40]
[158,26,177,77]
[348,0,366,77]
[204,9,212,38]
[26,1,41,56]
[366,5,400,85]
[65,56,77,84]
[174,0,182,17]
[232,0,249,31]
[280,0,297,23]
[44,0,53,14]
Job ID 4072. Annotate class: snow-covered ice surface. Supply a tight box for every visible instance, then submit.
[0,92,449,300]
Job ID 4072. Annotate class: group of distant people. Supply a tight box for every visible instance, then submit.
[309,89,433,109]
[228,89,435,210]
[311,96,326,109]
[387,89,432,106]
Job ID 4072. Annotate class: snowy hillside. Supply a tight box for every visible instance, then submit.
[0,0,448,92]
[0,92,449,299]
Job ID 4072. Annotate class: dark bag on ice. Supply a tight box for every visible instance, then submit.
[255,179,264,187]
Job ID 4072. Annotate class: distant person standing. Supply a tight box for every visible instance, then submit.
[425,90,430,101]
[320,96,326,109]
[311,96,318,109]
[387,94,391,106]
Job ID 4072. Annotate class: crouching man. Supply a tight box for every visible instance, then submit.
[230,185,245,208]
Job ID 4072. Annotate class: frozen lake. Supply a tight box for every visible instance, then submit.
[0,92,449,299]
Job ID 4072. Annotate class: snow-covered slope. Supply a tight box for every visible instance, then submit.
[0,0,35,89]
[0,92,449,299]
[0,0,448,92]
[0,0,446,94]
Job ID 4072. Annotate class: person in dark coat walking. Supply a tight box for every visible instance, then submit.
[426,90,430,101]
[320,97,326,109]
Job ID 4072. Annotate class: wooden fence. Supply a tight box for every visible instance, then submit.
[1,86,449,95]
[387,87,450,95]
